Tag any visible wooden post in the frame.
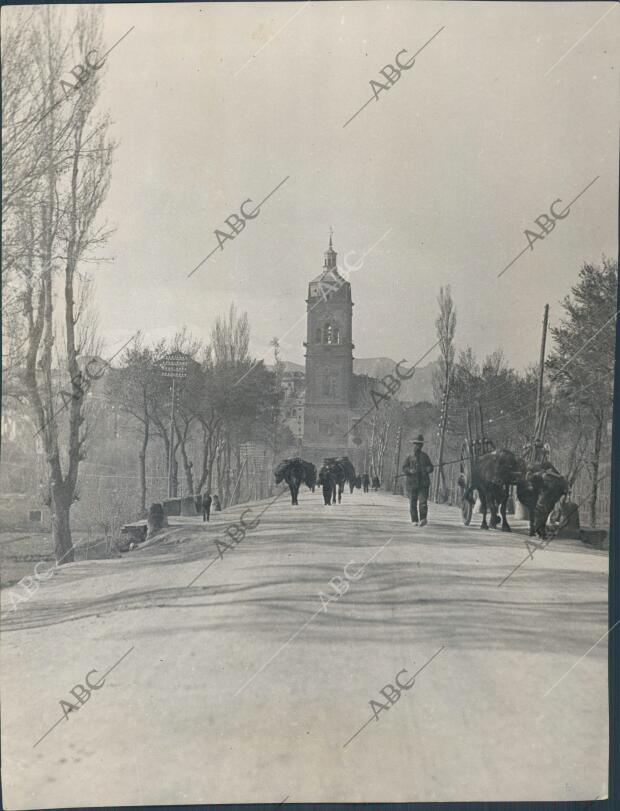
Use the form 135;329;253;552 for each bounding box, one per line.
167;377;176;499
392;425;403;494
535;304;550;426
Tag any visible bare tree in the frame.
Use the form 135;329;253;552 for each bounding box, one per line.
6;7;114;563
432;285;457;501
106;337;164;515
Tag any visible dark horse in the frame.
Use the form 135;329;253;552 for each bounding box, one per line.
463;449;525;531
517;461;568;539
274;458;317;505
336;456;357;498
321;457;356;504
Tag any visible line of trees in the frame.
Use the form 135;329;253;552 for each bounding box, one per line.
106;307;292;516
430;258;617;526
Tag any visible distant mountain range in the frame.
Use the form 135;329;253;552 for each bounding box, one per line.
275;358;437;403
353;357;437;403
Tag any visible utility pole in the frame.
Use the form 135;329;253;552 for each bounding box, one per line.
392;425;403;494
159;352;190;499
167;377;176;498
535;304;549;426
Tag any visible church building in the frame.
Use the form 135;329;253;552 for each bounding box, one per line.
301;236;371;467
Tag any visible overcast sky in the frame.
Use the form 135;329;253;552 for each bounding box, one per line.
82;1;618;369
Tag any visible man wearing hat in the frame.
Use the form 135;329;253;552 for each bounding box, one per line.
318;458;338;506
402;434;434;526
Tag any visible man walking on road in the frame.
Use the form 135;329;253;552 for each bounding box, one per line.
318;458;338;506
402;434;434;526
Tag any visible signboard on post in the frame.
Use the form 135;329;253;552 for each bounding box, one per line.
160;352;190;380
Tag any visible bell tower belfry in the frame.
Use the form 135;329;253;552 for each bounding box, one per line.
302;235;355;456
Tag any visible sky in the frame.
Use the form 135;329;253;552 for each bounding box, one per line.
56;1;620;370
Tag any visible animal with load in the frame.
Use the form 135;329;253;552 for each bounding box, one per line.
317;457;356;505
516;460;569;539
274;458;317;505
459;448;568;538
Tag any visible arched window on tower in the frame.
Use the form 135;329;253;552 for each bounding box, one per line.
320;323;341;345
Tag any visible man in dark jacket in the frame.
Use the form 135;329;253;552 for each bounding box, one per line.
402;434;434;526
202;491;212;522
318;459;338;506
362;473;370;493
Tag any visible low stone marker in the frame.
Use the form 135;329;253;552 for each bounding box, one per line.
162;498;182;517
147;502;168;539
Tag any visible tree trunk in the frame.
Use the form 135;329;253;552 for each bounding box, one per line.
216;444;224;497
172;458;179;497
176;423;195;495
434;377;450;502
589;416;603;528
232;445;242;505
207;451;214;492
565;427;584;489
197;427;211;492
51;481;74;564
138;419;149;516
223;441;232;505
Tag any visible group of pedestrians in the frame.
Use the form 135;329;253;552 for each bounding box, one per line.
197;435;435;529
359;473;380;493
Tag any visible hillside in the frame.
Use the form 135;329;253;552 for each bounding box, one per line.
353;357;437;402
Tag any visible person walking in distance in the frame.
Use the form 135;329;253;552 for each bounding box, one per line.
318;459;338;506
202;491;212;522
362;472;370;493
402;434;434;526
213;494;222;512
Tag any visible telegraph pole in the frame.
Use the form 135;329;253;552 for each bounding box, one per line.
535;304;550;426
392;425;403;494
159;352;190;499
167;377;176;498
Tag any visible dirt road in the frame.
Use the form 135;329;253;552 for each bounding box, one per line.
0;490;609;806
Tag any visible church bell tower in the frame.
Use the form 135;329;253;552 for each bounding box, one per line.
302;235;355;457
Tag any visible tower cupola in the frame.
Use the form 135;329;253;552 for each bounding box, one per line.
323;231;337;270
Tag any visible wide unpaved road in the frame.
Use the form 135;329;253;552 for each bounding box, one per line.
0;490;609;807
